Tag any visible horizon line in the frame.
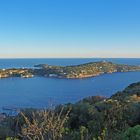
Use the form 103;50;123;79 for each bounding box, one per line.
0;57;139;59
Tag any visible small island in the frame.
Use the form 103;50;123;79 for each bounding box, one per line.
0;61;140;79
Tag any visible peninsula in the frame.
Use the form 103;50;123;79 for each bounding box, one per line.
34;61;140;78
0;61;140;79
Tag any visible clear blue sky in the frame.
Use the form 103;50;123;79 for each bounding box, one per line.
0;0;140;58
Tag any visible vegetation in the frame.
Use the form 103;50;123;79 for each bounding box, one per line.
122;125;140;140
0;82;140;139
0;68;33;78
0;61;140;79
34;61;140;78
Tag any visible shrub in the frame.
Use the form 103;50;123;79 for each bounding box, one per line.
122;125;140;140
19;107;71;140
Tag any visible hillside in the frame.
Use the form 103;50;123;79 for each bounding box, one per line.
0;61;140;79
34;61;140;78
1;82;140;139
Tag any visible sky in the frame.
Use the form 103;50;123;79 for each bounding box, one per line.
0;0;140;58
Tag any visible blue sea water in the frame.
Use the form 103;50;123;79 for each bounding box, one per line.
0;58;140;111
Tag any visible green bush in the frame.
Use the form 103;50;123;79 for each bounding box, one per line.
122;125;140;140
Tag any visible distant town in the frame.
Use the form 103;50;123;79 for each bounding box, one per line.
0;61;140;79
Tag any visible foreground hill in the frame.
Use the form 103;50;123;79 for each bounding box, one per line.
1;82;140;139
34;61;140;78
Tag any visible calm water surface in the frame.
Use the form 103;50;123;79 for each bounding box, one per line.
0;58;139;110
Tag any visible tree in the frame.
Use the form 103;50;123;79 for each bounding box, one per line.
122;125;140;140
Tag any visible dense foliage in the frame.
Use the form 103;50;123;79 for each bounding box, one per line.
0;82;140;139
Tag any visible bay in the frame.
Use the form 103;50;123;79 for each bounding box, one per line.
0;58;139;110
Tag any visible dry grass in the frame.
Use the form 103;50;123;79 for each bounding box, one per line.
19;107;71;140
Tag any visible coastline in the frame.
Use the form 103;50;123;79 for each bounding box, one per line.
0;61;140;79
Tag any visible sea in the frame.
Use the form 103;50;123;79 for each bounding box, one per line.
0;58;140;114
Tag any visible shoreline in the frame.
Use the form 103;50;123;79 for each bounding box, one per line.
0;61;140;79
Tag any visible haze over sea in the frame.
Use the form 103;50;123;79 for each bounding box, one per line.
0;58;140;111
